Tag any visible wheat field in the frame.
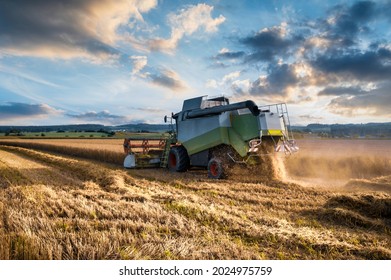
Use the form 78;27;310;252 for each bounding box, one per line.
0;139;390;259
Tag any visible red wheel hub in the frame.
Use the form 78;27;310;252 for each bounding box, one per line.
169;153;176;167
210;162;218;177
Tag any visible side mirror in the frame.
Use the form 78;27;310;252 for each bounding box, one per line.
164;115;167;123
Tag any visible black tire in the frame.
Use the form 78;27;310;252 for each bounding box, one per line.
168;145;190;172
207;157;225;179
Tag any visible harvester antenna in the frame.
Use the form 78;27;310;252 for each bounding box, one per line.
164;113;176;135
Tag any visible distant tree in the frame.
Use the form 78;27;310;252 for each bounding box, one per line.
41;133;45;137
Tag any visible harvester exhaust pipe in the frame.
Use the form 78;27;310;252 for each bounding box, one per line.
185;100;260;119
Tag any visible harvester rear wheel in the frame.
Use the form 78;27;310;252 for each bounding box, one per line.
207;158;225;179
168;145;190;172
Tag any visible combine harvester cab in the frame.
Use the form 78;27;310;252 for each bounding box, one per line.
124;95;298;179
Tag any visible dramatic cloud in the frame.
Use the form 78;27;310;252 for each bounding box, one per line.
232;64;299;99
308;2;391;119
128;57;187;91
318;86;368;96
210;22;305;69
209;48;246;68
312;48;391;81
213;48;246;60
0;0;157;60
149;69;187;91
149;4;225;53
348;1;376;22
67;110;128;124
240;23;303;62
213;19;306;66
265;64;299;90
209;0;391;122
324;1;377;47
0;102;61;119
328;89;391;117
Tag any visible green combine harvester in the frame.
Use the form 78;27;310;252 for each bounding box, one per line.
123;95;298;179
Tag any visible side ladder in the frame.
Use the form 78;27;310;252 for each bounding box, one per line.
160;140;171;168
276;103;299;154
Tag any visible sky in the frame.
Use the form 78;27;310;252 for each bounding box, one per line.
0;0;390;126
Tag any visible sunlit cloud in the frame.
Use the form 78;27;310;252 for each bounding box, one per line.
0;0;157;61
149;4;225;53
130;55;148;76
128;57;187;92
148;69;187;91
326;83;391;118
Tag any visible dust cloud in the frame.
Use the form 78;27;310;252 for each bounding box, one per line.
281;139;391;193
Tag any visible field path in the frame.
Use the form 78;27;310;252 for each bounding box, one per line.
0;149;82;187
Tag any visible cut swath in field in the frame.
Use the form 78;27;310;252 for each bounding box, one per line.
0;139;124;165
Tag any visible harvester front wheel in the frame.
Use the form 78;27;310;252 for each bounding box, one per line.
168;146;190;172
207;158;225;179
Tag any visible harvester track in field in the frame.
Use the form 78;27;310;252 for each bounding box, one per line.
0;140;281;184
